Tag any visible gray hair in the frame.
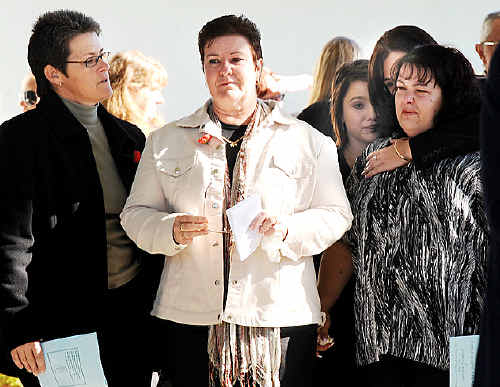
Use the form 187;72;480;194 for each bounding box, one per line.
480;11;500;42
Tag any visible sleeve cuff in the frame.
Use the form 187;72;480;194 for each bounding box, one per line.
279;216;301;261
142;212;189;256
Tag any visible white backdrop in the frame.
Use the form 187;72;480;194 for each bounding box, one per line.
0;0;497;124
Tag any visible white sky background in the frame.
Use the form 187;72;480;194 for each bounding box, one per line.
0;0;497;124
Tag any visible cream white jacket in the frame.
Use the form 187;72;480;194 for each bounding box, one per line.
120;100;352;327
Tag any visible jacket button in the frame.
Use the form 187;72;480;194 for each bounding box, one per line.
212;241;219;247
232;280;238;285
174;167;181;175
215;280;220;286
216;145;222;151
211;168;218;175
212;203;218;209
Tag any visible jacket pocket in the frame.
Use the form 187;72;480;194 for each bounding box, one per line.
155;153;200;210
271;154;313;179
156;154;197;178
264;154;315;213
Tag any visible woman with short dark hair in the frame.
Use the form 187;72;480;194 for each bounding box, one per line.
347;45;487;386
121;14;352;387
1;9;160;387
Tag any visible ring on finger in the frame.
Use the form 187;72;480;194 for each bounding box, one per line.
180;223;185;232
373;154;377;161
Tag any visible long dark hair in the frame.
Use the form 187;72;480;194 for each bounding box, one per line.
330;60;369;148
368;25;437;134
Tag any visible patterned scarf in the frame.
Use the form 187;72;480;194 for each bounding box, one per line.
207;100;281;387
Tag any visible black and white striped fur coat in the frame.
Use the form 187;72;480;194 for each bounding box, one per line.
346;137;488;370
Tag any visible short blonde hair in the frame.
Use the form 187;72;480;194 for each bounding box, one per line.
103;50;168;132
309;37;359;105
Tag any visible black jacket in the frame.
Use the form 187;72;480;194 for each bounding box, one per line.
0;90;149;374
474;49;500;387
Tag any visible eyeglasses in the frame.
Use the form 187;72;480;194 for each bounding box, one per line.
482;41;499;48
65;52;111;68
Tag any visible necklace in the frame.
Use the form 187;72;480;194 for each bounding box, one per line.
208;101;259;148
221;135;244;147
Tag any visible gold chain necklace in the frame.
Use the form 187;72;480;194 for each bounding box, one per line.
221;135;244;147
217;105;259;148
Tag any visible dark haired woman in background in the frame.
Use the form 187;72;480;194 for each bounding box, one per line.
315;59;376;386
362;25;480;178
347;45;487;386
330;60;376;178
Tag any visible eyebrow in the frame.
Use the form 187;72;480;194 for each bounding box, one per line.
206;50;244;57
396;79;432;87
78;48;104;58
348;96;367;102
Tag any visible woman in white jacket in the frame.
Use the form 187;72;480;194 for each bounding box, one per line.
121;14;352;387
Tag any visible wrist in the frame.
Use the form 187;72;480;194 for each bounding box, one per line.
172;228;187;250
319;299;330;313
399;138;412;159
172;229;180;245
393;140;411;162
320;311;328;327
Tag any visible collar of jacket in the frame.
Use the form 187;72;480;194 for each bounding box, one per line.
35;89;145;190
176;99;297;137
36;89;92;141
36;89;143;149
